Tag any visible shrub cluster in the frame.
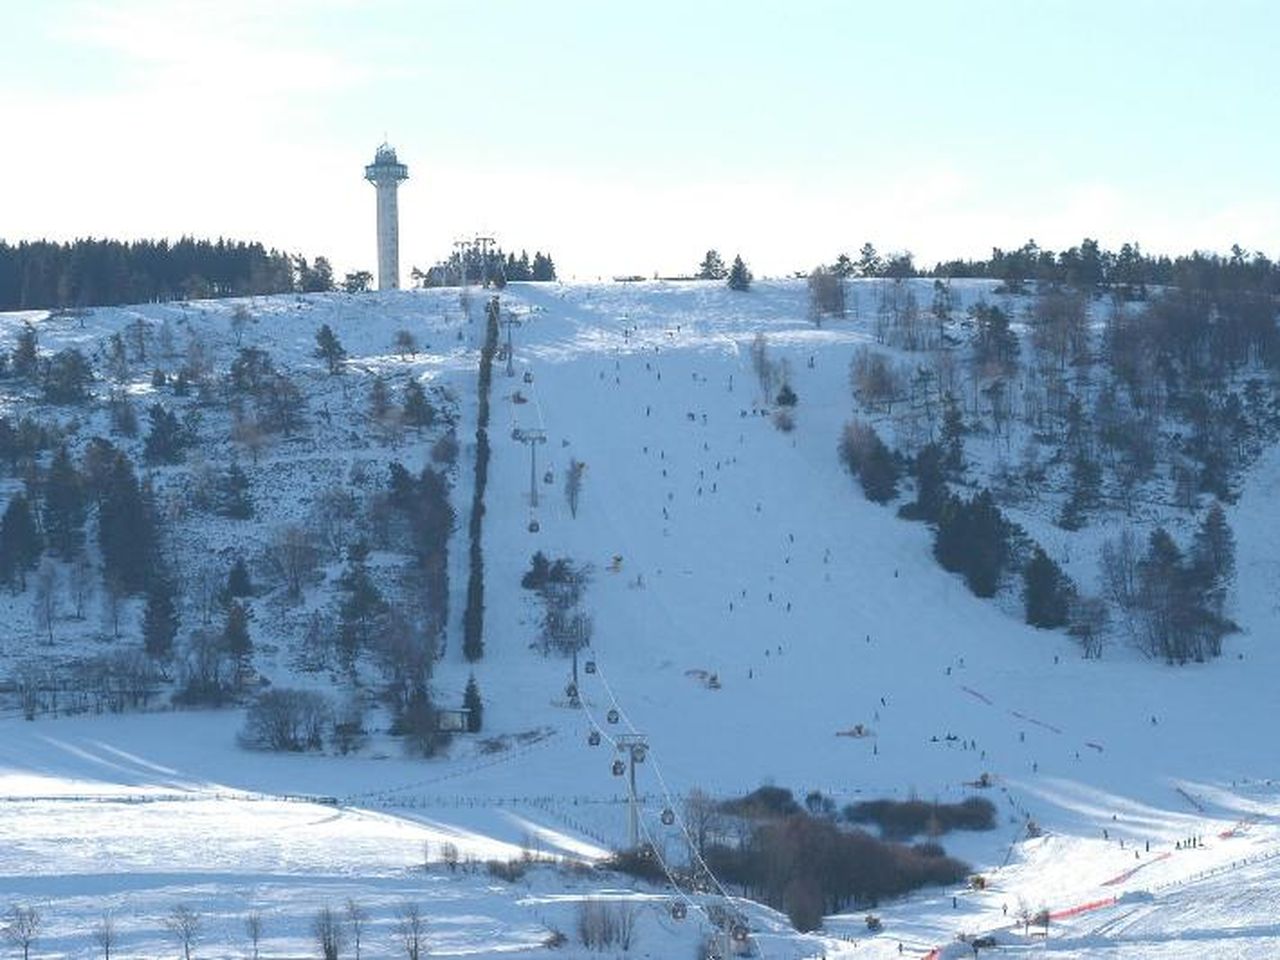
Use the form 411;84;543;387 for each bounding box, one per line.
842;797;996;840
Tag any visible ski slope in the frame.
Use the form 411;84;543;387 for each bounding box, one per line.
0;279;1277;957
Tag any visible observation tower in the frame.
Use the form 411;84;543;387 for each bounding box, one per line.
364;143;409;291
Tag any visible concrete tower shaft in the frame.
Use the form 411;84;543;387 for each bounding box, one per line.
364;144;409;291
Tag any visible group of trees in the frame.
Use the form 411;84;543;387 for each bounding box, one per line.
0;238;301;310
412;243;557;288
522;551;593;657
697;250;753;291
818;238;1280;302
1102;507;1237;662
463;297;501;662
1;899;431;960
702;787;970;932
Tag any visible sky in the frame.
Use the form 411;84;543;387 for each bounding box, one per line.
1;0;1277;282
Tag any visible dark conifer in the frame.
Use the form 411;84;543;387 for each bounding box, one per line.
314;324;347;374
143;577;178;659
1024;547;1073;628
0;495;42;589
43;444;85;559
463;674;483;732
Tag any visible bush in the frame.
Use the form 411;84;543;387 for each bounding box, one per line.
605;846;667;884
431;432;459;466
719;785;800;819
486;858;530;883
843;797;996;840
240;689;330;751
706;812;970;931
839;420;899;503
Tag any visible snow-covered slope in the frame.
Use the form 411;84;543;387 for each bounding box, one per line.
0;280;1277;958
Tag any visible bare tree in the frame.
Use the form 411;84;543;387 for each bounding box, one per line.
245;911;263;960
270;524;319;601
564;459;586;518
164;905;200;960
230;413;266;466
4;905;40;960
576;900;637;951
1101;529;1140;612
32;559;58;645
313;905;344;960
617;902;639;952
395;329;419;356
93;912;116;960
313;487;359;560
101;575;125;640
190;563;221;626
69;553;94;619
345;899;367;960
1069;594;1110;659
230;303;254;345
396;902;425;960
749;333;777;401
683;788;722;861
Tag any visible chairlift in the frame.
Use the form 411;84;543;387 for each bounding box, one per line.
543;469;554;484
584;660;597;674
588;730;601;746
661;807;675;826
606;708;620;724
611;759;625;776
523;370;534;384
630;744;646;763
671;901;687;921
528;518;540;533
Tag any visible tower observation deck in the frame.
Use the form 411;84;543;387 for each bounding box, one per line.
364;143;409;291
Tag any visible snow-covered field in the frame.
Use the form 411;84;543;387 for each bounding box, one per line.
1;280;1277;958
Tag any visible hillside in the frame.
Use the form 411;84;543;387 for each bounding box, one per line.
0;279;1277;959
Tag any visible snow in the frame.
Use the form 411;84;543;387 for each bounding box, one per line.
0;279;1278;957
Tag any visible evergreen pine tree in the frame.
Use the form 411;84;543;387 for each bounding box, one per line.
965;490;1010;597
402;379;434;427
314;324;347;374
223;600;252;664
143;577;178;659
12;323;38;379
860;434;899;503
909;442;947;522
463;674;483;732
226;556;253;598
43;443;86;559
143;404;187;464
0;495;42;590
1024;547;1072;628
727;255;753;291
220;463;252;519
941;393;965;475
369;375;391;421
338;554;387;659
698;250;727;280
1191;502;1235;587
463;564;485;661
98;453;152;593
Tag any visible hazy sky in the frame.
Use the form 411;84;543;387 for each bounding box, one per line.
2;0;1277;281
